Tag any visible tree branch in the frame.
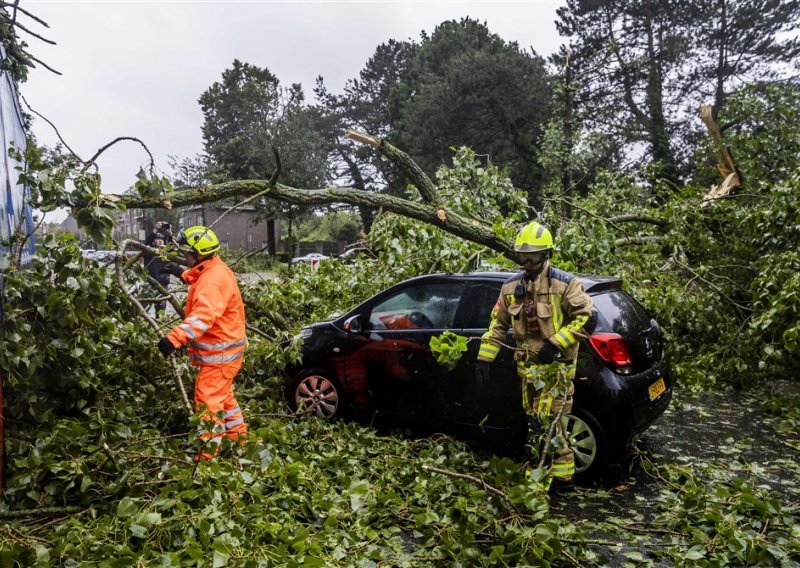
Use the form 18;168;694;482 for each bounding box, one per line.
613;235;665;247
114;239;192;414
104;181;513;256
346;129;441;205
0;2;50;27
607;214;668;226
85;136;155;173
0;506;83;519
422;464;518;513
19;93;83;161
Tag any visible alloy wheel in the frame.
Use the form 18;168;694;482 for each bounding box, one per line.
295;375;339;419
561;413;597;473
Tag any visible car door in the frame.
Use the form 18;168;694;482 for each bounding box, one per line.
449;280;526;432
359;280;464;422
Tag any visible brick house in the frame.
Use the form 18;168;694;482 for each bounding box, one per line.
119;204;281;254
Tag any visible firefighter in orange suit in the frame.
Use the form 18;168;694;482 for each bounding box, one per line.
475;221;594;492
157;226;247;458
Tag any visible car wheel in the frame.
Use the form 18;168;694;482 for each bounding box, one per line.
290;370;345;419
561;407;606;475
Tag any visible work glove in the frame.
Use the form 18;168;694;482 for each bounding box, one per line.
163;262;184;278
584;310;599;335
158;336;177;357
475;360;492;385
537;341;560;365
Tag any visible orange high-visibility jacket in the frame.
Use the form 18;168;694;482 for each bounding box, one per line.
166;256;247;366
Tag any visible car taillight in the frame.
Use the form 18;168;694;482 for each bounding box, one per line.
589;333;633;374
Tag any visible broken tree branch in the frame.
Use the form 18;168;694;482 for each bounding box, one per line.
104;181;512;256
0;506;84;519
19;93;82;161
84;136;155;173
115;239;192;414
699;104;742;206
422;464;518;513
346;129;441;205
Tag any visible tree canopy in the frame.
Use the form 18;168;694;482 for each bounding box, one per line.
199;59;329;189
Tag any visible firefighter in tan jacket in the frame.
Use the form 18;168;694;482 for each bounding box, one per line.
476;222;593;492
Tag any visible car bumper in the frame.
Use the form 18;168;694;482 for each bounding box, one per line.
582;358;672;448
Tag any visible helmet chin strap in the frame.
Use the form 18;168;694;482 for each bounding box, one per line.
525;260;547;281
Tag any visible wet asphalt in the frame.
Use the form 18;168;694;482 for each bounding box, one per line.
548;385;800;565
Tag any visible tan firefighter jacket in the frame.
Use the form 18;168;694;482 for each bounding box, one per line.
478;263;594;364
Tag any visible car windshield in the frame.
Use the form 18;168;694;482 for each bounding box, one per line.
368;282;463;330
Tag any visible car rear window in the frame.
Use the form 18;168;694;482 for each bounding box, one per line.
591;290;652;335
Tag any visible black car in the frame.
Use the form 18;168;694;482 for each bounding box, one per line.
285;272;672;475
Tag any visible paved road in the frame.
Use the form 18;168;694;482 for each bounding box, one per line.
549;384;800;565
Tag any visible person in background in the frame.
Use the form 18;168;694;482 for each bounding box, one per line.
157;226;248;459
475;221;594;493
143;225;173;315
145;220;172;248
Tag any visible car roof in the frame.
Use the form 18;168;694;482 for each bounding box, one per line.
396;271;623;294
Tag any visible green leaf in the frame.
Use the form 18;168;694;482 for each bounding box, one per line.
117;497;138;518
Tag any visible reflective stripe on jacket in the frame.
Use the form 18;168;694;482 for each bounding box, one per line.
478;263;593;363
166;255;247;366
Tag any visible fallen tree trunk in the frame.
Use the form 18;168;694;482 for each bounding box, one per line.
104;181;512;256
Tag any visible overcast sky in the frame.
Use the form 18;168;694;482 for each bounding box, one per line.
20;1;565;221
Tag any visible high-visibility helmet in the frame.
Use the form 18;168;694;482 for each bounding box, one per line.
514;221;554;252
177;226;220;255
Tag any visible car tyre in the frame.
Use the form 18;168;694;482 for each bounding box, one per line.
561;406;607;477
289;369;346;420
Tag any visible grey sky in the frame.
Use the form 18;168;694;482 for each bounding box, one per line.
21;1;565;221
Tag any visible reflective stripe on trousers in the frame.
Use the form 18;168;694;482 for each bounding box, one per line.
195;358;247;458
517;360;577;482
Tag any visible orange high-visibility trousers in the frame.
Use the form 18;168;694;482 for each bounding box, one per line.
195;359;247;458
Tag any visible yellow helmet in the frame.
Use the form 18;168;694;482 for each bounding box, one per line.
177;226;220;255
514;221;553;252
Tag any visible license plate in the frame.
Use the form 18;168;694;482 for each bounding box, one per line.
648;377;666;401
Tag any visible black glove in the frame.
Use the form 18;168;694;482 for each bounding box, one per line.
475;360;491;385
158;336;176;357
163;262;184;278
584;310;598;335
537;341;560;364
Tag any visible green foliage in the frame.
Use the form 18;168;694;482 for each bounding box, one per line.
430;331;469;371
133;166;173;200
639;441;800;566
10;142;127;245
199;59;329;188
295;210;362;243
1;236;585;564
548;83;800;391
555;0;800;180
0;235;179;425
389;18;553;197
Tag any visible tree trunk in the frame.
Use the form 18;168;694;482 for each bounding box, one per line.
644;1;679;185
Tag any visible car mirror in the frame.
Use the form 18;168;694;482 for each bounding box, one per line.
344;315;362;333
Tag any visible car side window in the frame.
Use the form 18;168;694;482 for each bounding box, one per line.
454;282;503;329
368;283;464;330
